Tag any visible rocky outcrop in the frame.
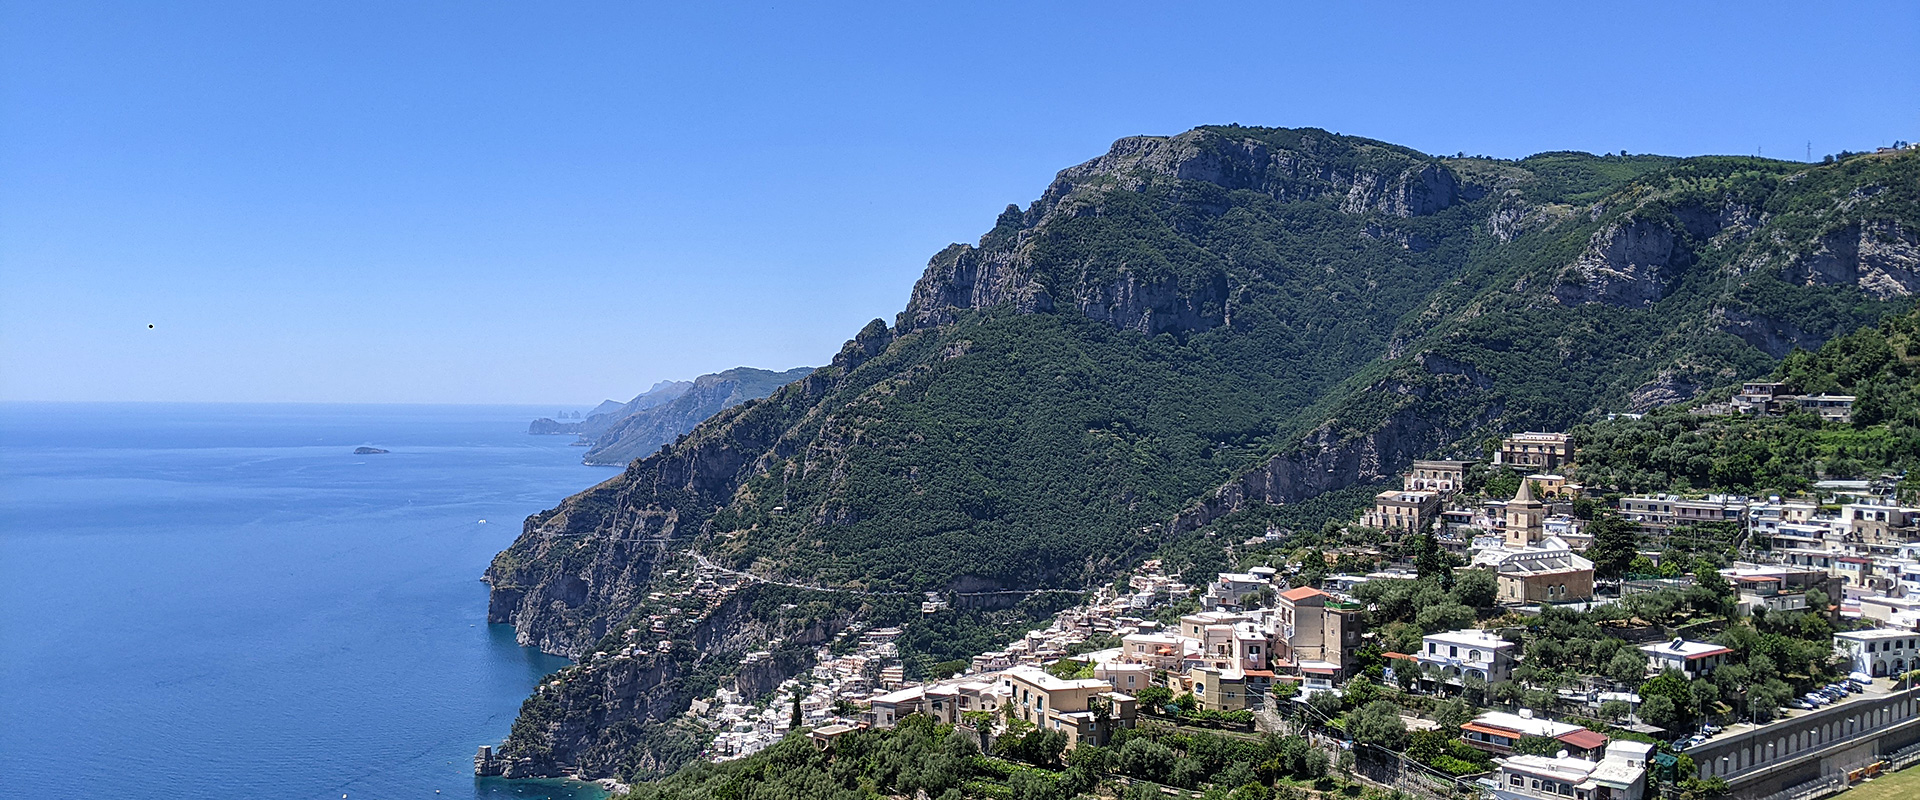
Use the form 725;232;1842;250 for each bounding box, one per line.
529;418;583;435
898;243;1053;331
900;127;1475;335
1341;163;1464;218
1553;218;1682;307
496;587;846;779
1792;221;1920;300
1713;307;1830;359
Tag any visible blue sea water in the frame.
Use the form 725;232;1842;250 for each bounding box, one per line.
0;403;619;800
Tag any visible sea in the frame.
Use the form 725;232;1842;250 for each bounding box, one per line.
0;402;620;800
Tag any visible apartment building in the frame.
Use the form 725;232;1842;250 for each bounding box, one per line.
1619;494;1747;541
1406;459;1474;493
1274;586;1362;677
1000;666;1138;747
1362;489;1442;531
1462;709;1606;757
1499;432;1572;471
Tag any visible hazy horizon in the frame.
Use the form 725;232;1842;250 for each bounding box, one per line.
5;1;1916;404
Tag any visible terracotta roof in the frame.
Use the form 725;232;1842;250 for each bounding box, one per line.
1463;722;1518;738
1556;729;1609;750
1300;665;1339;674
1383;652;1417;661
1280;586;1329;602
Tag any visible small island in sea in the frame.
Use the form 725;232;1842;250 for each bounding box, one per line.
353;447;389;455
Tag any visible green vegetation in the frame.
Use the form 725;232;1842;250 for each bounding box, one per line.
490;129;1920;781
1573;305;1920;496
620;714;1363;800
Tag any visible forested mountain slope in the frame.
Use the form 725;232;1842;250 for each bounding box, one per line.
482;127;1918;779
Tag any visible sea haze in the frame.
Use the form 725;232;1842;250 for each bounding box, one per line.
0;402;614;800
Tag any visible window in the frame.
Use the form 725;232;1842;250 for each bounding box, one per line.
1450;646;1459;658
1510;775;1524;787
1469;650;1482;661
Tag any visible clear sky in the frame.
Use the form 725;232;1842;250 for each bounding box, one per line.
3;1;1915;404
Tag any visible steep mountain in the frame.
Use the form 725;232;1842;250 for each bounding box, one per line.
582;367;817;466
530;380;693;437
482;127;1918;780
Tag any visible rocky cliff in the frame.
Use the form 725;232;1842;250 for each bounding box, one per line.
485;128;1920;781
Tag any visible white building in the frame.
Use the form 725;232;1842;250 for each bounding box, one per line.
1495;740;1651;800
1417;629;1516;687
1835;628;1920;678
1639;638;1731;679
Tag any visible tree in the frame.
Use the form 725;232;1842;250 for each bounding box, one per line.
790;691;803;730
1585;512;1638;579
1120;737;1176;782
1641;695;1681;731
1136;686;1173;713
1415;530;1453;586
1453;569;1498;609
1347;700;1409;750
1343;676;1382;708
1514;735;1563;756
1606;650;1649;685
1306;691;1344;722
1415;602;1476;633
1598;700;1633;721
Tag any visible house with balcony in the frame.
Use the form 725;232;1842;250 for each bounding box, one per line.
1000;666;1138;747
1835;628;1920;677
1416;628;1516;689
1494;740;1651;800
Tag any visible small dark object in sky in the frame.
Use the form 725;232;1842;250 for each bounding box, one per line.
148;324;154;328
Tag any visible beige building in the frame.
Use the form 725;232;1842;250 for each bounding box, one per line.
1274;586;1362;677
1362;489;1441;531
1191;665;1251;712
1504;480;1547;548
1481;541;1595;605
1619;494;1746;543
1499;432;1572;470
1001;666;1137;747
1405;459;1474;493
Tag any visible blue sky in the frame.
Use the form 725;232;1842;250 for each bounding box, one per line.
3;1;1915;404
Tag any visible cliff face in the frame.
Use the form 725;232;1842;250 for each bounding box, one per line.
486;129;1920;781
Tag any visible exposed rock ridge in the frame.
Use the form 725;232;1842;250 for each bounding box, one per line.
900;128;1474;335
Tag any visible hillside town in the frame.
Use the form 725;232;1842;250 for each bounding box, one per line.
672;404;1920;800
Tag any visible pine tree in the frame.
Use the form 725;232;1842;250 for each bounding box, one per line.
790;691;803;731
1586;511;1638;579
